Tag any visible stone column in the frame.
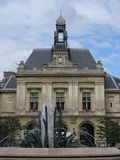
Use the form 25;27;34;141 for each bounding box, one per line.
91;89;95;111
79;89;82;111
100;82;105;113
68;82;73;112
42;82;47;107
47;82;54;147
95;82;99;112
95;82;105;114
16;81;26;115
26;89;29;112
47;82;53;107
73;82;79;112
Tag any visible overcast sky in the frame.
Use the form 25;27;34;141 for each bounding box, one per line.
0;0;120;79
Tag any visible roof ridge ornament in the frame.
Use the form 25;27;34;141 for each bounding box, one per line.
56;12;65;26
60;10;62;17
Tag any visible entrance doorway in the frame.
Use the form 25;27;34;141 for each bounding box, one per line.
79;122;95;146
25;121;38;134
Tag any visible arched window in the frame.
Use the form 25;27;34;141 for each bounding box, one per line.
79;122;95;146
58;32;63;42
55;122;68;132
26;121;38;133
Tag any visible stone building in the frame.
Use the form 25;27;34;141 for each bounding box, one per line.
0;15;120;144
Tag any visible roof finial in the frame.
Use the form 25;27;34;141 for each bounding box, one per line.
60;10;62;16
56;11;65;25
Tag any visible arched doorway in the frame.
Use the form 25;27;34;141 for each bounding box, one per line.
79;122;95;146
25;121;38;133
55;122;68;132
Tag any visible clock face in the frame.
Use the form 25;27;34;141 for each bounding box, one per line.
58;57;63;63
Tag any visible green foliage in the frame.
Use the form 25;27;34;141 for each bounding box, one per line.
97;117;120;146
0;116;21;140
19;129;42;148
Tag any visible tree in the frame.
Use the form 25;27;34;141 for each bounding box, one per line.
97;117;120;146
0;116;21;141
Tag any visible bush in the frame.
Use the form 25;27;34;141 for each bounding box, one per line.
0;116;21;140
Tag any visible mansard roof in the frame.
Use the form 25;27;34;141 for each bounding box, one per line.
0;76;16;91
0;73;120;91
24;48;97;70
105;74;120;90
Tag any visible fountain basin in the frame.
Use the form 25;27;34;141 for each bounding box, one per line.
0;147;120;160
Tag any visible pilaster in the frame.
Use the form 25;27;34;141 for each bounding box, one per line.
16;81;26;115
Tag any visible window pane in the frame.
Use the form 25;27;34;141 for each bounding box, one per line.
56;102;60;111
56;92;65;111
61;102;64;110
83;102;86;110
87;97;91;101
87;93;91;97
82;92;91;111
30;91;38;111
83;97;86;101
87;102;91;110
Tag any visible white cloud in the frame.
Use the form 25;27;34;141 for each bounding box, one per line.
101;53;120;65
74;0;111;24
0;0;120;79
89;40;112;48
68;38;84;48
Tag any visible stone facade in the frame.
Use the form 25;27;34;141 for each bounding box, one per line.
0;15;120;143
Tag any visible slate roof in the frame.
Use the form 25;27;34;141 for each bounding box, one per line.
25;49;51;70
69;48;97;69
0;76;16;91
24;48;97;70
0;77;9;89
0;73;120;91
113;76;120;89
105;74;120;90
0;49;120;91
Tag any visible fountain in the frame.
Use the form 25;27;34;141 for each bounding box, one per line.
0;105;97;148
0;106;120;159
19;106;82;148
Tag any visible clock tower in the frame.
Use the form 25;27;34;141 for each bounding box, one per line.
51;14;70;65
54;14;68;49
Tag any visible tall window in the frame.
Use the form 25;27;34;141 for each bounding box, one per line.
56;92;65;111
30;92;38;111
58;32;63;42
82;92;91;111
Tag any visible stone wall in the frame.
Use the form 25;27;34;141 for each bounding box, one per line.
105;92;120;116
16;76;105;115
0;92;16;116
14;75;106;134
